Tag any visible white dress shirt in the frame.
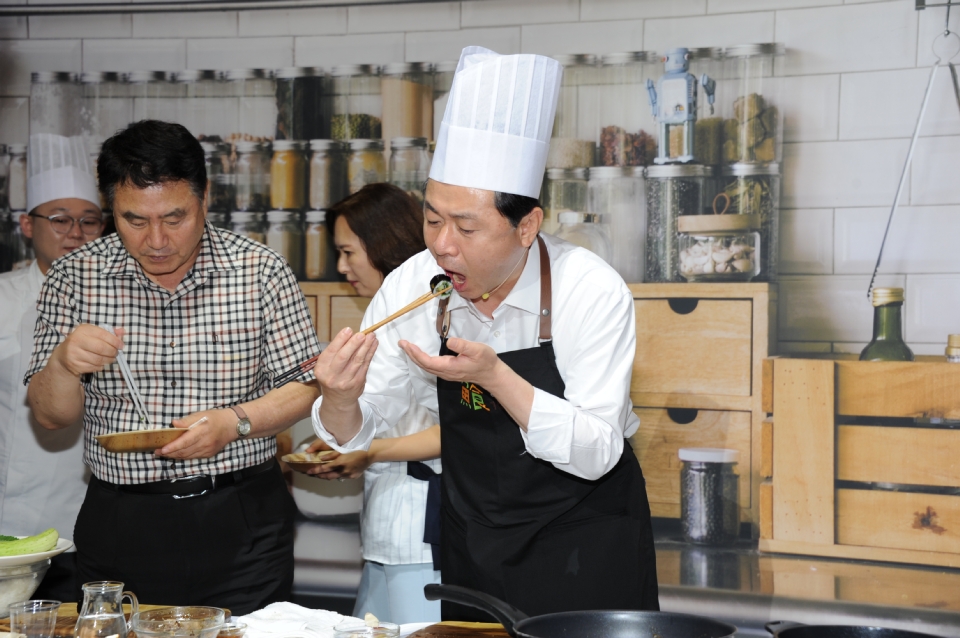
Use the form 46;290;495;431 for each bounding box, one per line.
313;233;640;481
360;393;441;565
0;260;88;539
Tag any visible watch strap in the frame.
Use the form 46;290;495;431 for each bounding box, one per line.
230;405;249;422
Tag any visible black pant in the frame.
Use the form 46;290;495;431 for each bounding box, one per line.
75;464;295;615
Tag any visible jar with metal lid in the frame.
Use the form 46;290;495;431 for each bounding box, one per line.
677;214;761;281
206;212;230;231
30;71;82;136
331;65;382;140
721;43;784;164
226;69;277;141
271;140;308;211
234;141;270;212
231;211;266;244
542;168;588;235
645;164;716;282
382;63;433;148
175;69;229;139
587;166;645;282
275;67;331;141
201;142;233;213
721;162;780;280
597;52;657;168
347;139;386;194
679;447;740;546
389;137;429;201
7;144;27;212
79;72;126;146
309;140;348;210
555;212;612;264
432;61;457;142
548;54;599;169
125;71;178;124
266;210;304;279
946;335;960;363
304;210;337;281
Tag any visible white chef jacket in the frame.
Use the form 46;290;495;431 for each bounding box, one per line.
360;393;441;565
0;260;88;540
313;233;640;481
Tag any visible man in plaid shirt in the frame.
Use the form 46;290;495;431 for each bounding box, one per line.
25;121;321;613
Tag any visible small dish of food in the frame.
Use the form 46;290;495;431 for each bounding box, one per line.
95;429;186;454
281;451;338;474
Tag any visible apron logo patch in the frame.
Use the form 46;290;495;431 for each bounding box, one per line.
461;382;494;411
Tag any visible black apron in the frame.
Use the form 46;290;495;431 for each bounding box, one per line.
434;236;659;621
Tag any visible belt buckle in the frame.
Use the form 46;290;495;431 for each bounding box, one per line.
171;474;213;500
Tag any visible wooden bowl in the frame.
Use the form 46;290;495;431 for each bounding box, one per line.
95;429;186;454
281;451;338;473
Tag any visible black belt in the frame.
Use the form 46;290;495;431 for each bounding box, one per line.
95;458;276;499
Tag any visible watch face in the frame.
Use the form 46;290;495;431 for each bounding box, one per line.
237;420;252;437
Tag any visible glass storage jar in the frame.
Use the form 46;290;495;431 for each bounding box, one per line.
548;54;599;169
201;142;234;213
685;47;725;167
271;140;308;211
555;212;612;264
126;71;178;124
175;69;228;140
0;211;12;273
677;213;761;281
275;67;330;141
721;43;784;165
267;210;304;279
542;168;588;235
645;164;716;283
432;61;457;142
382;63;433;149
347;139;386;194
304;210;337;281
7;144;27;212
206;212;230;231
331;65;382;140
587;166;645;282
226;68;277;141
596;52;657;168
721;162;779;280
388;137;429;201
231;211;266;243
10;211;33;266
30;71;82;136
79;72;127;148
679;447;740;546
309;140;348;210
0;144;8;211
235;141;270;212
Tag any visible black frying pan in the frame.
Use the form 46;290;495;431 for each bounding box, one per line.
424;584;738;638
767;621;946;638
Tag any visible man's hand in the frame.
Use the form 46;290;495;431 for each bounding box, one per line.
157;408;236;459
313;327;378;408
399;337;506;388
50;324;125;378
307;450;373;480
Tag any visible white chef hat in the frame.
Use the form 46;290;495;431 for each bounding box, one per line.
27;133;100;213
429;46;563;198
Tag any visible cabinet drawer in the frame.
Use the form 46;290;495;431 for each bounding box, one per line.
630;407;752;518
838;425;960;488
633;299;753;397
331;296;370;336
837;489;960;554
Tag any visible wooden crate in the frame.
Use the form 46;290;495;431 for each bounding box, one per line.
760;357;960;568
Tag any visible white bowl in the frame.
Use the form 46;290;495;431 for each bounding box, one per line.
0;560;51;618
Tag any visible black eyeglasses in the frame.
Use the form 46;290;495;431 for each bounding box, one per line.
28;212;104;236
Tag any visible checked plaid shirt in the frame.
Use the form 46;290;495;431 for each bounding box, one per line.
24;222;320;485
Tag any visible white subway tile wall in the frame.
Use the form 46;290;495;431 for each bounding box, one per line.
1;0;957;352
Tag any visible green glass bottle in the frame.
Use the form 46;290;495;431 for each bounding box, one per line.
860;287;914;362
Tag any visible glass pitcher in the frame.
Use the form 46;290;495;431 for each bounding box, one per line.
75;581;138;638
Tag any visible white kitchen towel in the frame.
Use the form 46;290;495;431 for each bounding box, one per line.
236;603;432;638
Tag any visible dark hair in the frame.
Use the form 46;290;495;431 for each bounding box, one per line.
97;120;207;210
493;192;541;227
327;183;426;277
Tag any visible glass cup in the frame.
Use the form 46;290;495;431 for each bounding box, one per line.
9;600;61;638
217;622;247;638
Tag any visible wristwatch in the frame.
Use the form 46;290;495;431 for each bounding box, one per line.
230;405;252;438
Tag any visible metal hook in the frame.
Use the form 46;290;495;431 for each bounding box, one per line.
933;29;960;62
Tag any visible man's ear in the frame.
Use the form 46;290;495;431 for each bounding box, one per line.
519;207;544;247
20;211;35;240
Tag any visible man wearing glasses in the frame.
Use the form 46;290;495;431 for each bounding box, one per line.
0;133;104;602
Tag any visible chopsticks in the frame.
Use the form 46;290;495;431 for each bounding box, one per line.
274;279;452;388
100;324;153;430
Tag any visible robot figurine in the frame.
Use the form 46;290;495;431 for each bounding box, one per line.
646;47;716;164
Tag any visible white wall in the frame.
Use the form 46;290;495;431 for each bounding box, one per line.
2;0;958;354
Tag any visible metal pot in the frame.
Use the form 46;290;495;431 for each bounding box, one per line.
424;584;737;638
766;621;944;638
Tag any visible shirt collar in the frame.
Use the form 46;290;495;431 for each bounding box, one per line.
101;221;239;279
445;237;543;319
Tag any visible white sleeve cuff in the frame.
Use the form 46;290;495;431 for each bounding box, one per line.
519;387;574;464
311;395;378;452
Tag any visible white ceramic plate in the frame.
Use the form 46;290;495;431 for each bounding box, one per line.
0;538;73;567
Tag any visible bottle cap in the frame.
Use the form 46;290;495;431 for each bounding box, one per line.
872;287;904;307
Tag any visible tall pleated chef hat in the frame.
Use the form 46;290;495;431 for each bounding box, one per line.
27;133;100;213
429;46;563;198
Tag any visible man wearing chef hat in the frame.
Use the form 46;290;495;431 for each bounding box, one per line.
0;133;104;601
313;47;658;620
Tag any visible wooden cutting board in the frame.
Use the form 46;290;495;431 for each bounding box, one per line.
0;604;201;637
407;622;509;638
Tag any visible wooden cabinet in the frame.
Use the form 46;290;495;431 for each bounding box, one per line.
628;282;776;531
300;282;370;341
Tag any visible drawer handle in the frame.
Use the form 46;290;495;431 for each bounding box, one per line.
667;408;698;424
668;298;699;315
